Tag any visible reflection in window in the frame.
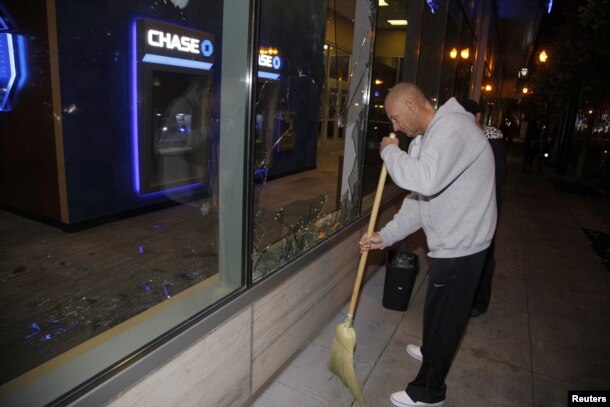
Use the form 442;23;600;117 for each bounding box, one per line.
151;71;212;191
321;45;350;141
439;0;474;104
480;10;500;126
0;0;244;387
453;11;475;102
418;0;447;102
329;51;350;81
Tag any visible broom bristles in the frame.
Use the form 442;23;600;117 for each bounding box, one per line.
328;322;365;405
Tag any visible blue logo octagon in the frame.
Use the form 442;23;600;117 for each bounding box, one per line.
200;39;214;57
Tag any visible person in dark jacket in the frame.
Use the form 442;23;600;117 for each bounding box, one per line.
460;99;507;317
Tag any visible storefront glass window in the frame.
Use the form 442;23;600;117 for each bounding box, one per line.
453;10;475;102
461;0;481;27
417;0;447;104
323;45;351;141
480;11;500;125
0;0;248;402
360;0;407;210
252;0;359;281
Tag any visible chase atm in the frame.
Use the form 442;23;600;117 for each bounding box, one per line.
132;18;214;196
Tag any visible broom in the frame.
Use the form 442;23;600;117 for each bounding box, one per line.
328;132;396;404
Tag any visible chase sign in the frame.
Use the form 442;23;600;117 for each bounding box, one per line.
258;46;282;80
137;19;214;70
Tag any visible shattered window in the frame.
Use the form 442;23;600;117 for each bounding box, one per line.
252;0;367;281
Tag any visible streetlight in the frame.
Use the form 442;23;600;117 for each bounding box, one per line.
449;47;470;60
539;50;548;63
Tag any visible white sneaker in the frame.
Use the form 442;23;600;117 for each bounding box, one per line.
406;344;423;361
390;391;444;406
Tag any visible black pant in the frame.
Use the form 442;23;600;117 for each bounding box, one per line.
472;239;495;313
473;197;502;313
406;249;487;403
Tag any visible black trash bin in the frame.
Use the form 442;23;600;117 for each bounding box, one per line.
382;250;419;311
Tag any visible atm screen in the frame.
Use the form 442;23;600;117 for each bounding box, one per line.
140;67;212;194
152;70;211;156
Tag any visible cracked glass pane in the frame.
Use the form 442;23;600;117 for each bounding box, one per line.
252;0;346;281
252;0;382;281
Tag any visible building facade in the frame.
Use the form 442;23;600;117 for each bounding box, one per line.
0;0;504;405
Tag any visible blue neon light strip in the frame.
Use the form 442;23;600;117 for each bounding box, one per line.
258;70;280;80
16;35;27;91
0;17;8;31
142;53;213;71
131;21;141;194
0;33;16;111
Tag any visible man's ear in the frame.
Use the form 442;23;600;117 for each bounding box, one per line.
404;97;416;113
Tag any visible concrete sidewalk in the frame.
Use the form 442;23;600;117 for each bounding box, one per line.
252;150;610;406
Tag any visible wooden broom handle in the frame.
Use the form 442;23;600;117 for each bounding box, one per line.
347;132;396;318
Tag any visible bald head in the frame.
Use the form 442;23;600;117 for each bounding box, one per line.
386;83;427;106
385;82;436;137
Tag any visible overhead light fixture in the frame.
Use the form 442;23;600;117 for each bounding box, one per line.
449;48;458;59
484;84;492;92
374;79;383;85
522;87;529;94
379;0;389;6
387;19;408;26
460;48;470;59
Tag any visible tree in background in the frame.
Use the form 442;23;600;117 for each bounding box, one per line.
530;0;609;179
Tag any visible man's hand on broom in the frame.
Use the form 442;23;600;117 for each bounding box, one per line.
359;232;384;253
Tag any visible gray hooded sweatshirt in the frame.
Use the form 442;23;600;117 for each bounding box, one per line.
378;97;497;258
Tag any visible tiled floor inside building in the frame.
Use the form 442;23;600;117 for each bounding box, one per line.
252;148;610;407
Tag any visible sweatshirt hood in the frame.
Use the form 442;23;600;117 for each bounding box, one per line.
431;97;470;124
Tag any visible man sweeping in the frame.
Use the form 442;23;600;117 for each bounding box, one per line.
359;82;497;406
